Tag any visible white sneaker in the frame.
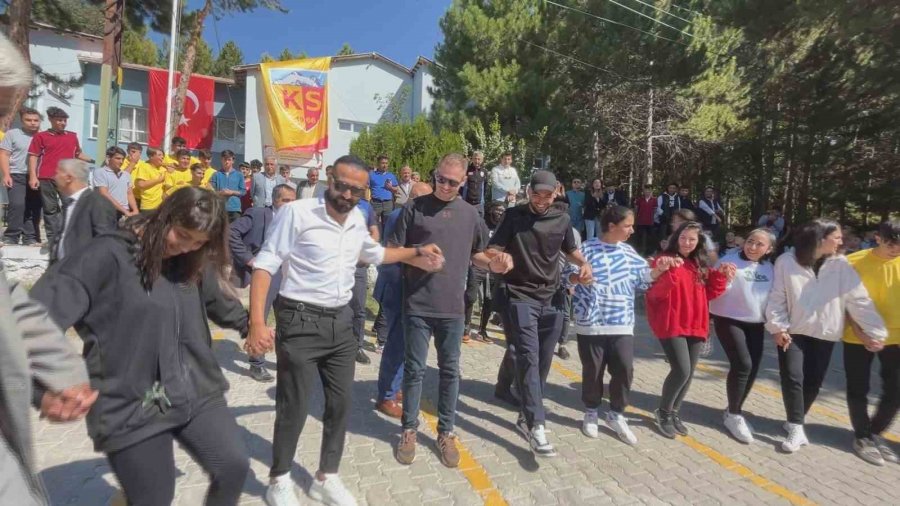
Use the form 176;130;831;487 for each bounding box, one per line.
529;424;557;457
724;412;754;444
781;423;809;453
308;473;358;506
582;411;599;438
606;411;638;446
266;474;300;506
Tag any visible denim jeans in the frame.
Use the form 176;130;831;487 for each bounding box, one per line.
401;315;464;434
376;292;404;401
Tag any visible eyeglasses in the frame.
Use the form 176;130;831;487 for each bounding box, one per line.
435;174;462;188
332;179;367;197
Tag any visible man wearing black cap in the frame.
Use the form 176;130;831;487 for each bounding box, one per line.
478;170;592;457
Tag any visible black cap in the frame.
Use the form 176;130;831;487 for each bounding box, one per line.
530;170;557;193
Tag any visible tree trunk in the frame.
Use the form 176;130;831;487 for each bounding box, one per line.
169;0;214;143
0;0;33;131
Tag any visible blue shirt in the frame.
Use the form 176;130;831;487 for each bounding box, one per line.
211;170;246;212
374;207;403;304
369;170;398;201
356;198;377;228
566;190;585;228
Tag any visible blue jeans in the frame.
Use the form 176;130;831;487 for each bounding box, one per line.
376;294;404;401
401;315;464;434
497;301;564;428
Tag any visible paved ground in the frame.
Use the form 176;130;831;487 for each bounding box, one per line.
32;306;900;505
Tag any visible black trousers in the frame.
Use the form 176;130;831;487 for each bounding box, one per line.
2;173;41;244
634;224;654;257
844;343;900;439
464;266;487;331
714;316;765;415
271;299;356;476
577;334;634;413
658;337;703;413
38;179;62;243
373;307;388;346
558;289;572;345
106;398;249;506
370;199;394;235
350;265;368;349
777;334;836;424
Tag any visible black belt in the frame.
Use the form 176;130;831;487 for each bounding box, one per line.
276;296;344;316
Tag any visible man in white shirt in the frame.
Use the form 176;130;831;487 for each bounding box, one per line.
394;165;414;206
490;152;521;205
298;167;327;200
247;155;444;506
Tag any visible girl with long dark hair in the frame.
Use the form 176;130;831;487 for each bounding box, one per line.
646;221;735;438
766;219;887;453
31;187;252;505
582;178;604;239
709;228;776;443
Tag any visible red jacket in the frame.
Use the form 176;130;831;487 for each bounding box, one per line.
634;195;657;226
646;254;728;339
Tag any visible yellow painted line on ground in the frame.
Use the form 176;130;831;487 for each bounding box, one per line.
550;361;818;506
419;398;508;506
212;330;225;340
695;363;900;444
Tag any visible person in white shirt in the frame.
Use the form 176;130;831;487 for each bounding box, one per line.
489;152;520;205
765;219;887;454
245;155;444;506
298;167;327;200
709;228;776;444
394;165;414;206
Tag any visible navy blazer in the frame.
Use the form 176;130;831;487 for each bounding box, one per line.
229;206;273;288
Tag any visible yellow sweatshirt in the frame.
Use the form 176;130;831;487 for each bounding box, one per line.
843;249;900;345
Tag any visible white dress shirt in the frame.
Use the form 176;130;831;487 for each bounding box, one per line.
57;186;89;260
254;198;386;308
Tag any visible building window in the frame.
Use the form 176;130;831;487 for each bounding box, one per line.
215;117;244;143
88;102;148;143
47;81;70;100
338;119;373;134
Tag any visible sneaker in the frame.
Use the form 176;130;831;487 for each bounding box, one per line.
582;411;599;438
781;423;809;453
873;435;898;464
655;409;677;439
436;432;461;468
265;474;300;506
723;412;754;444
557;345;571;360
853;438;885;466
606;411;638;446
355;349;370;365
671;412;689;436
529;424;557;457
249;365;275;383
308;473;357;506
396;429;417;465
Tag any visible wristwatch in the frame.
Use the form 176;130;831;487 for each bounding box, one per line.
415;245;423;257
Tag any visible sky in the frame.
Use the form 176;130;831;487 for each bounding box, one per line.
159;0;452;68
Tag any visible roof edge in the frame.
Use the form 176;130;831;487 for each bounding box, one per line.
77;56;236;85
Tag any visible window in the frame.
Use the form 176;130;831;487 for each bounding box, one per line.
47;81;70;100
337;119;373;134
88;102;148;143
215;117;244;143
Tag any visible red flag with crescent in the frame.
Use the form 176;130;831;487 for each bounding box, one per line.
148;70;215;149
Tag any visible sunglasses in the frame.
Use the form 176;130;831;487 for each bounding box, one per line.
332;179;367;197
435;174;462;188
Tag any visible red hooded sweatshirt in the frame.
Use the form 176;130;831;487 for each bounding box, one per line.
646;254;728;339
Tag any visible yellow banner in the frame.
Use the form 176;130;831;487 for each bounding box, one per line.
260;57;331;153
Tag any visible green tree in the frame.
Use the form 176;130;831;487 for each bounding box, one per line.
122;24;160;67
211;40;244;78
350;116;465;180
337;42;354;56
276;48;308;61
259;52;275;63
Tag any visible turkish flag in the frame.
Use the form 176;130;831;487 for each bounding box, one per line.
148;70;215;149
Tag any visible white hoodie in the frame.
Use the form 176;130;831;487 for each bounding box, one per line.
710;252;774;323
765;252;887;342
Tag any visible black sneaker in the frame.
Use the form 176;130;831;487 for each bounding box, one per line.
671;412;689;436
249;365;274;383
515;416;530;440
557;345;570;360
356;348;371;364
655;409;677;439
494;385;521;407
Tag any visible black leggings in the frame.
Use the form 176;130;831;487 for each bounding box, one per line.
777;334;835;424
714;316;765;415
577;334;634;413
106;399;249;506
844;343;900;439
659;337;703;413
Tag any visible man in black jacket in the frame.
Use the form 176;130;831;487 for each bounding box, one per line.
49;159;118;264
601;181;628;208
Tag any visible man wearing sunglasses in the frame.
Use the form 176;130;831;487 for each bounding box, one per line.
391;154;490;469
246;155;444;506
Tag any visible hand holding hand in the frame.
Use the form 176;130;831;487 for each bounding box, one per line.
41;384;98;422
489;252;514;274
774;332;792;351
245;323;274;356
718;262;738;281
656;256;683;272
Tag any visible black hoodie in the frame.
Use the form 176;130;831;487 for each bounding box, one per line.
30;231;248;453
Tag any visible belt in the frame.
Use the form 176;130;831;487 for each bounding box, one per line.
276;296;344;316
371;198;392;202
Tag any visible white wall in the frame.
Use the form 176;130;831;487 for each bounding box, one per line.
412;65;435;117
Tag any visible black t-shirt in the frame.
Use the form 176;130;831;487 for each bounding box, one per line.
463;164;487;205
488;204;577;305
390;194;487;317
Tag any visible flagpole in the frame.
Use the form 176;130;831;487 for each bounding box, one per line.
163;0;180;151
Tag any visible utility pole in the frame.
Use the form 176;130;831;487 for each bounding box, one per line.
96;0;125;161
164;0;181;152
645;87;654;188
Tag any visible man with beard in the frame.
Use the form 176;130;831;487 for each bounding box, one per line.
461;150;488;216
246;155;444;506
